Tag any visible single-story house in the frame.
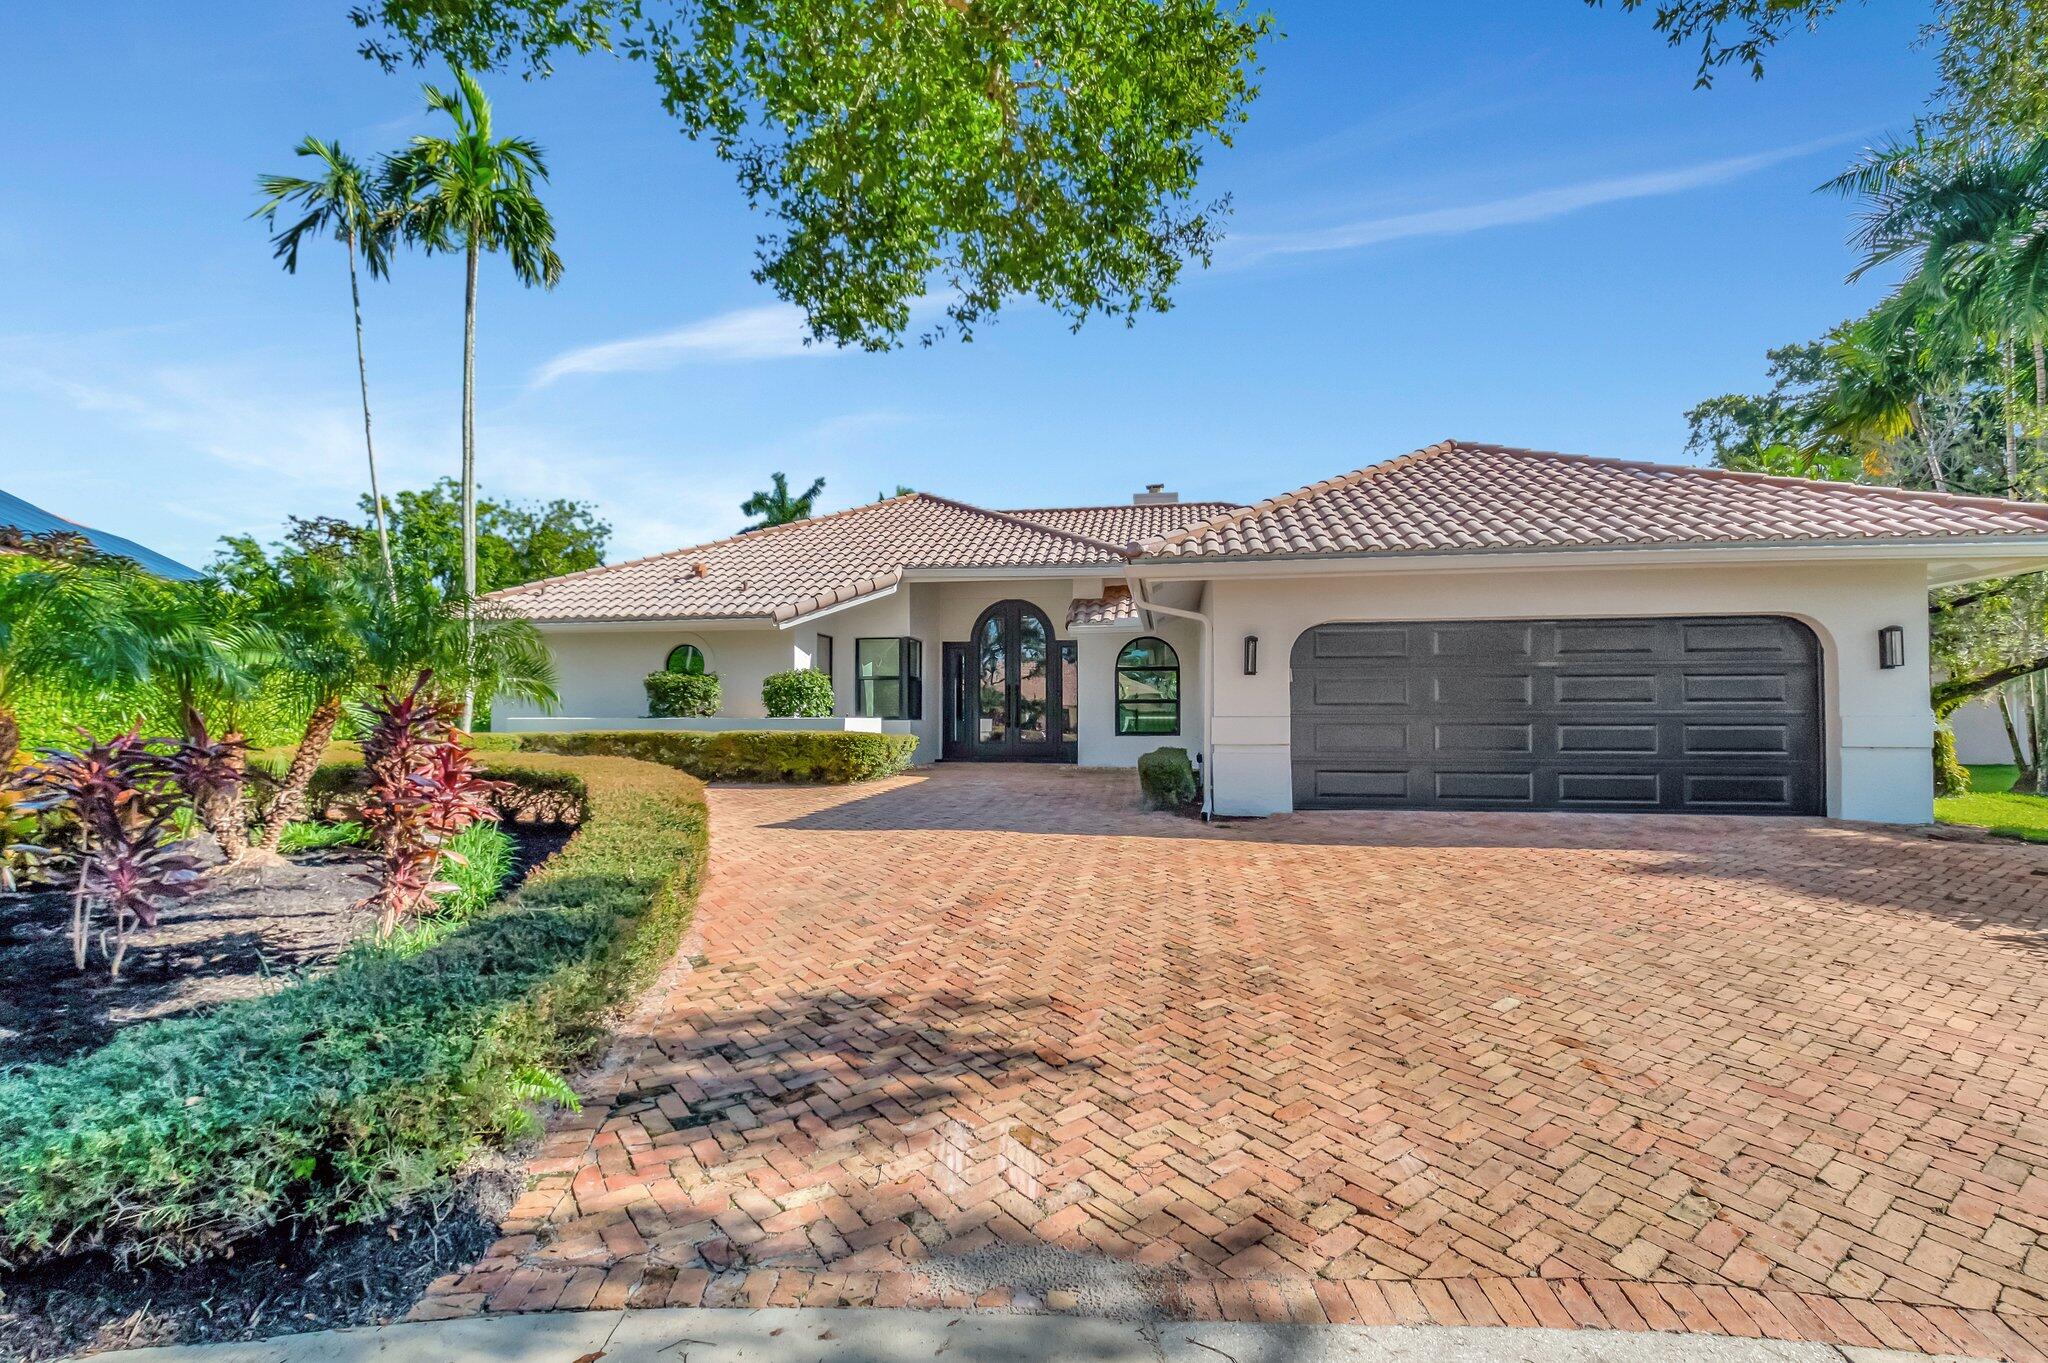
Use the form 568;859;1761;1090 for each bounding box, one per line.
489;439;2048;824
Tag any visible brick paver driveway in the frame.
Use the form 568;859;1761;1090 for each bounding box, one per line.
423;765;2048;1358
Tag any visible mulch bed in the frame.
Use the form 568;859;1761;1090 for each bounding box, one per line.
0;1164;519;1362
0;824;577;1360
0;827;572;1071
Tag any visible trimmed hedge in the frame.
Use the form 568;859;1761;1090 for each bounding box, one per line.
1138;746;1199;811
645;670;720;717
761;668;833;718
516;728;917;784
0;751;708;1266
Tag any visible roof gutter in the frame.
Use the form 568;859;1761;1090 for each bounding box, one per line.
1124;571;1216;821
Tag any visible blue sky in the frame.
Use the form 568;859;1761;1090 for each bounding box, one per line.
1;2;1933;568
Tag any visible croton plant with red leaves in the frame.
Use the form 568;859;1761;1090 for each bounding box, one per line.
356;672;506;939
11;727;206;977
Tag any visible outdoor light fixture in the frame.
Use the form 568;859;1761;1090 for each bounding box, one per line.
1244;634;1259;675
1878;624;1905;670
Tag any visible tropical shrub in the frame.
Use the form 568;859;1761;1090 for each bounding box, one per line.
1138;746;1199;811
12;730;206;977
517;729;917;783
0;751;706;1266
355;675;505;939
761;668;833;717
644;670;720;717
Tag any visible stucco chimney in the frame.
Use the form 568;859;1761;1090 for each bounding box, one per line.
1133;483;1178;505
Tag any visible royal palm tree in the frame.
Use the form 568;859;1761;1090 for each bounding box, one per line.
255;138;399;593
384;67;564;729
742;472;827;528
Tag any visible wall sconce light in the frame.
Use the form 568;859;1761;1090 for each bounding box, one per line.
1878;624;1905;670
1244;634;1259;675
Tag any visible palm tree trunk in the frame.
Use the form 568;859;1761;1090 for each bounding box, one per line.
1910;398;1949;493
179;699;248;861
252;694;343;853
2003;334;2021;496
0;706;18;773
347;231;396;601
460;238;479;732
2034;339;2046;494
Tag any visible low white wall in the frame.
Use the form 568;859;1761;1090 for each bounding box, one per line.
1952;691;2024;766
491;715;884;735
1194;558;1936;824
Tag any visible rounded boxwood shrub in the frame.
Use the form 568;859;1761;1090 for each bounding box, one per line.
1138;746;1199;811
761;668;834;718
645;669;720;717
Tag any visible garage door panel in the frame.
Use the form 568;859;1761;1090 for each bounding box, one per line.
1308;625;1411;659
1435;770;1535;802
1291;615;1822;814
1430;623;1535;658
1557;771;1662;804
1554;672;1660;705
1557;723;1659;754
1311;675;1410;707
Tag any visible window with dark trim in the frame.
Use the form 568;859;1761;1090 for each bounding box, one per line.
856;637;923;719
665;643;707;675
1116;636;1180;736
815;633;834;682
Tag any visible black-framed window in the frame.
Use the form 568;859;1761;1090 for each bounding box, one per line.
1116;636;1180;736
665;643;707;675
816;633;834;682
856;637;923;719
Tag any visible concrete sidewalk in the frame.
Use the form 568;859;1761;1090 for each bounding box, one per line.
87;1307;1994;1363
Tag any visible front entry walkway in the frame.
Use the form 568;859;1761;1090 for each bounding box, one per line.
420;766;2048;1359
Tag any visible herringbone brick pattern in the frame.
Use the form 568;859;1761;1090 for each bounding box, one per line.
419;766;2048;1359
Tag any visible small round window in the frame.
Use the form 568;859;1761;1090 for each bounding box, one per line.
665;643;707;675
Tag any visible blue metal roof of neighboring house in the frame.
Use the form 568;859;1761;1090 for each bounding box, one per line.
0;488;203;580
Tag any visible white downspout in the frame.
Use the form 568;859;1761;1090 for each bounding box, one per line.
1126;572;1216;819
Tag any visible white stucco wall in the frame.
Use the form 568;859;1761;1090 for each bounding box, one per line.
1189;557;1937;824
1952;690;2024;766
495;580;1205;770
493;623;805;725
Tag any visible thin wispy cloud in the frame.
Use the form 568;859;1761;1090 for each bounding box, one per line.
532;303;823;386
1227;135;1857;267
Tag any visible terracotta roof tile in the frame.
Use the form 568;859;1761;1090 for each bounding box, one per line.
488;494;1123;623
1138;440;2048;559
1005;502;1242;548
1066;586;1140;629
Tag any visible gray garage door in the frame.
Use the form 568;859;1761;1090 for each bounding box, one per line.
1290;616;1823;814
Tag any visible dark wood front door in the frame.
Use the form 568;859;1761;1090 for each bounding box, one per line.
944;600;1077;762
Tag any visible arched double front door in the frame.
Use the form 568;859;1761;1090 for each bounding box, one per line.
942;599;1077;762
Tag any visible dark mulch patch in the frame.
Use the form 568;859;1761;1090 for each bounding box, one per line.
0;847;377;1069
0;827;570;1070
0;1164;519;1362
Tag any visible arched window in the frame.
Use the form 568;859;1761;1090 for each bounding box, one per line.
665;643;707;675
1116;637;1179;736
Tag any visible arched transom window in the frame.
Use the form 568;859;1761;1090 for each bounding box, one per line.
1116;636;1179;736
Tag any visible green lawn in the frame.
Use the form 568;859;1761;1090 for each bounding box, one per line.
1935;764;2048;842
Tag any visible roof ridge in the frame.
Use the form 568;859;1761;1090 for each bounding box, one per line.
1136;439;1463;555
1000;500;1240;512
486;492;931;601
1471;443;2048;521
909;492;1134;558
